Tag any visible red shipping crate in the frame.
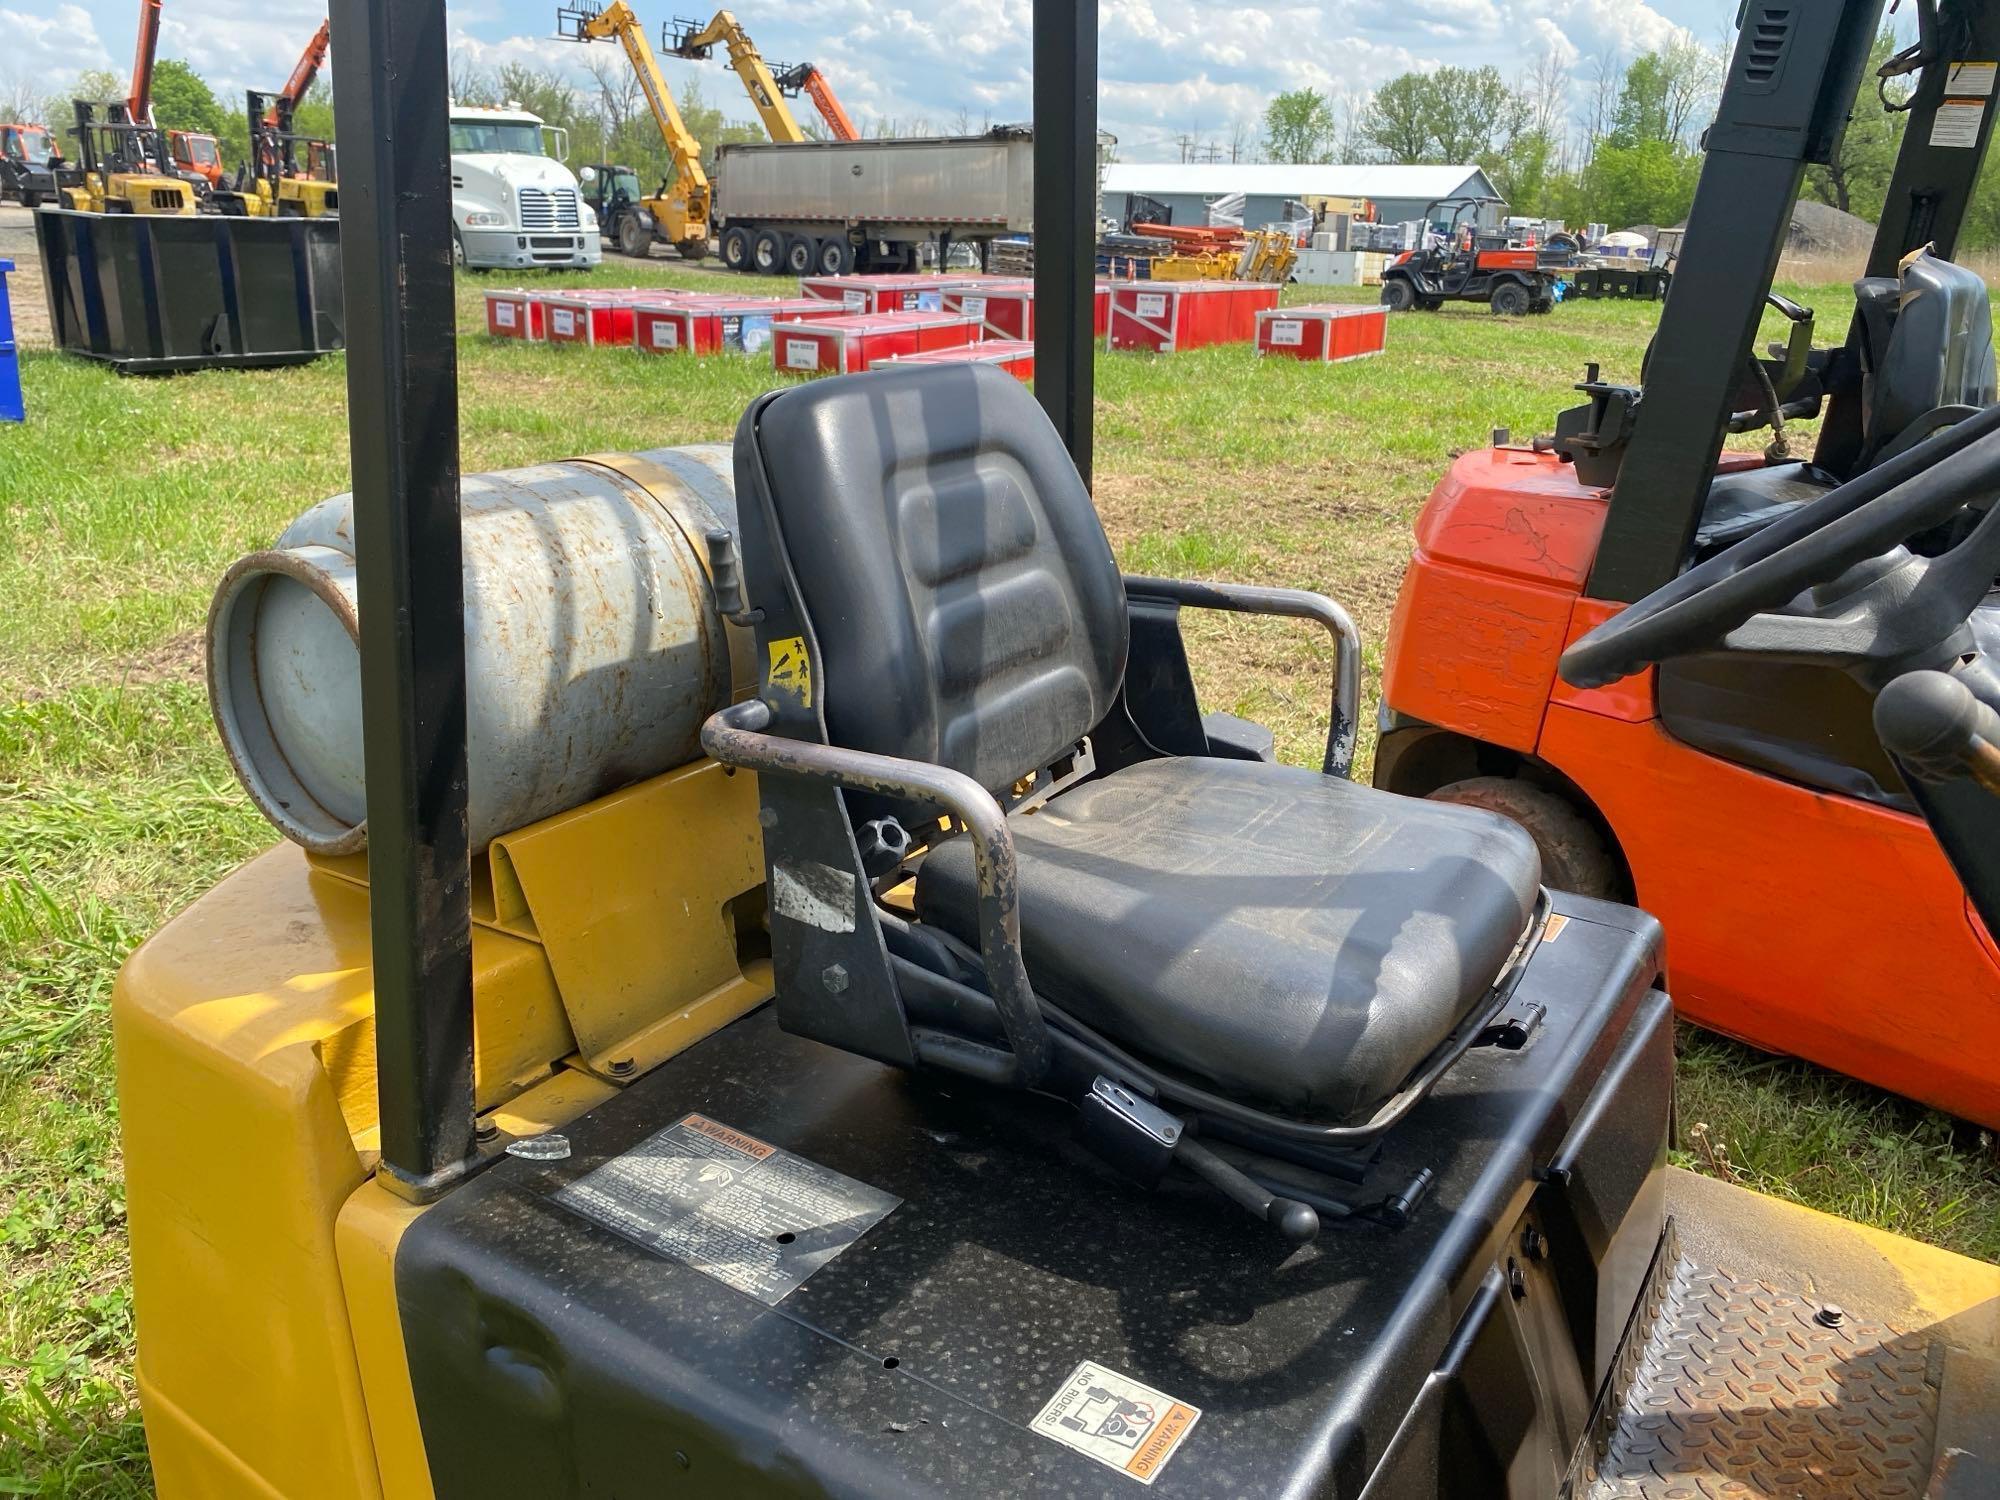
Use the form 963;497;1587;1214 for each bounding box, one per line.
1256;305;1388;363
633;297;845;356
944;280;1115;340
484;289;542;339
870;340;1035;382
773;311;983;375
797;273;981;314
541;288;703;347
1106;281;1280;353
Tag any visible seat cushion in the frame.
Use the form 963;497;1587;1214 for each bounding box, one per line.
914;757;1541;1120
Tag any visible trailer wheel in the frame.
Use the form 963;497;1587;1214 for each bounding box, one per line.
1490;282;1531;317
1426;777;1621;898
782;235;815;276
814;236;853;275
720;226;752;271
751;229;785;274
1380;277;1416;312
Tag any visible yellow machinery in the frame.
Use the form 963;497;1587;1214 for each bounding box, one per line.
664;11;806;143
62;100;195;213
218;89;337;217
556;2;711;258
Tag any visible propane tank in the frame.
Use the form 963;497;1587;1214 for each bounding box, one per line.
208;445;745;854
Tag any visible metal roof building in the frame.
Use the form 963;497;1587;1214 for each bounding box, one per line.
1101;162;1504;232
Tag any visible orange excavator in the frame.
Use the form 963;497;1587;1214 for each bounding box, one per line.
772;61;857;140
127;0;223;188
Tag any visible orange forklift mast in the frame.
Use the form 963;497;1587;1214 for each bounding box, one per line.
1374;0;2000;1127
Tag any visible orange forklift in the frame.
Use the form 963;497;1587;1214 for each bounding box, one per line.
1373;0;2000;1128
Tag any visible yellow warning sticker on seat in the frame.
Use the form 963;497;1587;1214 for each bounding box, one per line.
1030;1360;1200;1484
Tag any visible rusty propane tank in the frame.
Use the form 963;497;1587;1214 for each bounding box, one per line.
208;446;744;854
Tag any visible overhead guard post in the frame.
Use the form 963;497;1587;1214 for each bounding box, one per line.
330;0;478;1200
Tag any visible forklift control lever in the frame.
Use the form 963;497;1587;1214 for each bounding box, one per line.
1874;668;2000;794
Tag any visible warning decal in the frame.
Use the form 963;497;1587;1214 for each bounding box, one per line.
1947;60;1997;96
1931;97;1987;148
1031;1361;1201;1485
551;1113;900;1305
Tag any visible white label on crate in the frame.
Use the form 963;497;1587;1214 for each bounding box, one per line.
1932;98;1987;147
1031;1362;1201;1485
1136;292;1168;318
960;295;987;317
1947;60;1997;96
1270;319;1304;346
551;307;576;336
494;301;517;328
842;289;868;311
651;319;678;349
785;337;821;370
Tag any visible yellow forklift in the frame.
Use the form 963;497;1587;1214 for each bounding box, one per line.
119;0;2000;1495
60;100;195;214
216;89;338;217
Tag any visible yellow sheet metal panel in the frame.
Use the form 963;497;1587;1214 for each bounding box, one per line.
116;846;387;1499
488;759;770;1075
334;1185;433;1500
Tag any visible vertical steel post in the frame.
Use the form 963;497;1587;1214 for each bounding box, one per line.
329;0;476;1199
1032;0;1097;485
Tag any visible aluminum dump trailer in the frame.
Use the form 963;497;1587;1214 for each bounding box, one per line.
712;128;1033;277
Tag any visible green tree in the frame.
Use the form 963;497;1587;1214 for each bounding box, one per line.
1804;27;1908;216
1261;88;1335;164
1609;53;1672;146
149;58;229;139
1359;66;1523;163
1580;138;1700;228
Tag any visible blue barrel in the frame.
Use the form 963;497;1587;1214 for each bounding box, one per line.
0;258;19;421
35;209;343;374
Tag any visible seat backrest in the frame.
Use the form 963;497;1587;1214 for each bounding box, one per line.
736;364;1128;795
1856;251;1998;458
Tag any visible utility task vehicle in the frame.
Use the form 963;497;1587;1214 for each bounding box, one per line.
1379;195;1556;315
116;1;2000;1497
0;123;59;206
1374;0;2000;1129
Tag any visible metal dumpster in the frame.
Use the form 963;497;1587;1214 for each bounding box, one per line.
36;208;343;374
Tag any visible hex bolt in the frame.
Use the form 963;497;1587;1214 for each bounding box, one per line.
1814;1303;1846;1328
1521;1225;1545;1260
608;1057;636;1077
822;963;850;994
475;1119;499;1144
1507;1258;1527;1300
758;806;779;829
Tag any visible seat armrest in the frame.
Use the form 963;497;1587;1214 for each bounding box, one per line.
1122;575;1361;776
701;699;1052;1087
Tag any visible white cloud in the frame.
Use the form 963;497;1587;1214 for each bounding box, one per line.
0;3;113;89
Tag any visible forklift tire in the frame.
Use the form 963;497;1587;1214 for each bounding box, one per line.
1425;776;1622;898
752;229;785;274
782;235;815;276
1490;282;1532;317
19;189;39;210
719;226;752;271
1380;278;1416;312
814;236;854;276
617;215;651;258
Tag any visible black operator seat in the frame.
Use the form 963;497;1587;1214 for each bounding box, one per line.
1854;248;1997;466
739;365;1541;1123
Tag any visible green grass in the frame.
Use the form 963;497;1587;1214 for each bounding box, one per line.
1;262;1995;1494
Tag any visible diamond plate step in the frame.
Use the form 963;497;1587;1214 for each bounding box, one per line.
1584;1255;1940;1499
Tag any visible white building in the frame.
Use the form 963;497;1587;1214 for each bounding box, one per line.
1102;162;1505;232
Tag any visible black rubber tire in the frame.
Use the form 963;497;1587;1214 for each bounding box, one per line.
814;235;854;275
751;228;785;274
1380;277;1416;312
782;234;815;276
1426;776;1622;898
1490;282;1531;316
19;189;40;210
719;225;752;271
675;237;707;263
616;214;651;257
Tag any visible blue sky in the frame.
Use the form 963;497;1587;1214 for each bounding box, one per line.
6;0;1740;158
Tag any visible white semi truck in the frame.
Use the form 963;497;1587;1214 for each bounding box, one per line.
449;104;601;272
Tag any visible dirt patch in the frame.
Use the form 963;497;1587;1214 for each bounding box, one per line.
118;629;205;691
0;205;48;348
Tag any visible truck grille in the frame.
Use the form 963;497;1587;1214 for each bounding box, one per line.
518;186;580;231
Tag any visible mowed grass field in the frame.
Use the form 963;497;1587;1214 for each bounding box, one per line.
3;258;1998;1494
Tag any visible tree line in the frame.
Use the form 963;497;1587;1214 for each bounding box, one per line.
1254;30;1961;238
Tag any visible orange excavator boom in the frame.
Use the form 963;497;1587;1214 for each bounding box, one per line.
128;0;162;123
269;20;332;124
